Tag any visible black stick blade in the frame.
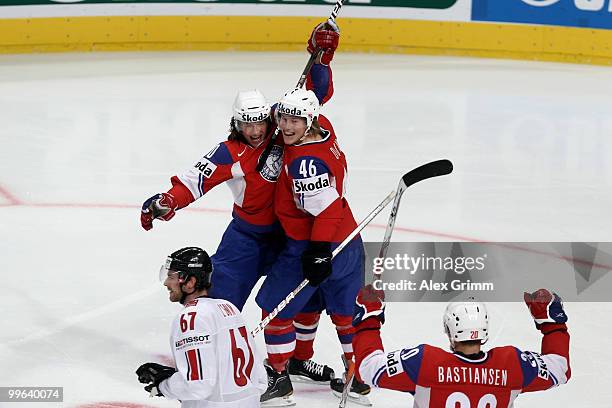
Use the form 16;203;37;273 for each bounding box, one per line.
402;159;453;188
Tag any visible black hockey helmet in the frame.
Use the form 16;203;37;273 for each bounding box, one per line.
160;247;213;291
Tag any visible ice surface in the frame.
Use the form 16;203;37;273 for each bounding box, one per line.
1;51;611;407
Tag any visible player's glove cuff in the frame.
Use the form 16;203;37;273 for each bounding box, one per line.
353;284;386;326
538;322;568;335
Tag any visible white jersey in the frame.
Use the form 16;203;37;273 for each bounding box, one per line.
159;296;266;408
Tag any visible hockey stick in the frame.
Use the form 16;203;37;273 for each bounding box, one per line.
338;159;454;408
251;190;395;337
255;0;347;172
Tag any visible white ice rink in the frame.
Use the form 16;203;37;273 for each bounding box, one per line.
1;51;612;408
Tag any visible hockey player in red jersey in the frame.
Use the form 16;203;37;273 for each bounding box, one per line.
352;285;571;408
135;247;266;407
255;87;372;406
139;23;337;311
140;22;342;392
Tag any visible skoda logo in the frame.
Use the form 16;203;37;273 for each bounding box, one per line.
520;0;561;6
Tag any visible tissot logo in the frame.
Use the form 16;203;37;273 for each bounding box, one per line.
175;335;210;348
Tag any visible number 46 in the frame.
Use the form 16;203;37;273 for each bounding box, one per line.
299;159;317;177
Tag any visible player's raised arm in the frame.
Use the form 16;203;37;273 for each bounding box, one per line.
352;285;419;393
171;142;236;204
305;21;340;105
140;141;236;230
517;289;571;393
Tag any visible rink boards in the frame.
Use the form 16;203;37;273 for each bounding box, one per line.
1;0;612;65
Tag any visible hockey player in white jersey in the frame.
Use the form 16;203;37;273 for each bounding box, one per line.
136;247;266;407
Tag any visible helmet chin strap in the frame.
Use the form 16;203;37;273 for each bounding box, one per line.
178;280;197;305
296;128;312;145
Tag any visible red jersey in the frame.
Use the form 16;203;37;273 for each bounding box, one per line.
274;115;357;242
168;137;283;226
354;321;571;408
165;65;334;228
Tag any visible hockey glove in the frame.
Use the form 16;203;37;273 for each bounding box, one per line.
524;288;568;329
302;241;333;287
140;192;177;231
353;284;386;328
307;21;340;65
136;362;176;397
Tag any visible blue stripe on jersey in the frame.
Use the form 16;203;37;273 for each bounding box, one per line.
373;365;386;386
550;371;558;386
295;327;317;335
288;156;331;179
309;64;331;104
514;347;538;387
399;345;425;384
208;143;233;165
337;333;354;343
264;331;296;345
198;173;204;196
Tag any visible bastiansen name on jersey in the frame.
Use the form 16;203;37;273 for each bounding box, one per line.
355;332;570;408
159;297;266;407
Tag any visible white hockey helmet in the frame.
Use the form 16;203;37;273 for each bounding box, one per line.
443;298;489;347
276;87;319;130
233;89;271;125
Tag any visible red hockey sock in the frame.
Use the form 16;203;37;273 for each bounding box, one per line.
262;310;296;372
293;312;321;361
332;314;355;361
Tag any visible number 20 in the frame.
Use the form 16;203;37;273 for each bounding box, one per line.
446;392;497;408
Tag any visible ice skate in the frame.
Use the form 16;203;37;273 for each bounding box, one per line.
331;376;372;406
260;362;295;407
288;357;335;385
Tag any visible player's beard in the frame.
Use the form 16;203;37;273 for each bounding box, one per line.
168;286;181;303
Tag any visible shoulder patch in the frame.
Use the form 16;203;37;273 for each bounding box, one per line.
259;144;283;182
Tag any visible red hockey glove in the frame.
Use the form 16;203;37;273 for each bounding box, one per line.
140;192;177;231
307;21;340;65
524;289;568;329
353;284;386;328
301;241;333;287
